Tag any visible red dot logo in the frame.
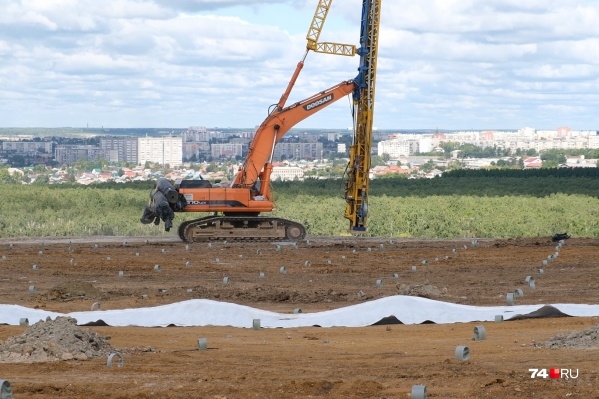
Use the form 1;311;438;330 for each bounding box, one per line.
550;368;561;379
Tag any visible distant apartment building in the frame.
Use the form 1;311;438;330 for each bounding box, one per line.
182;127;238;161
183;142;210;161
183;126;211;142
2;141;53;154
138;136;182;166
211;143;243;159
378;138;417;158
55;145;107;165
271;166;304;181
438;128;599;152
378;134;434;158
182;127;236;142
273;142;323;160
327;132;341;141
99;137;138;163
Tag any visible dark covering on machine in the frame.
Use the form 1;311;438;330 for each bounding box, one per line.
552;233;571;242
140;178;187;231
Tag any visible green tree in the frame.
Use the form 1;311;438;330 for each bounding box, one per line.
446;159;463;170
370;155;386;167
541;160;560;168
32;174;50;185
540;149;566;164
439;142;460;158
0;168;16;184
419;160;436;173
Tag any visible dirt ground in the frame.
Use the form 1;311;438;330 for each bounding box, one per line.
0;235;598;398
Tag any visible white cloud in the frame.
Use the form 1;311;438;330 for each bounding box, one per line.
0;0;599;129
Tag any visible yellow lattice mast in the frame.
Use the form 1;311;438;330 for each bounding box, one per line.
306;0;356;56
344;0;382;232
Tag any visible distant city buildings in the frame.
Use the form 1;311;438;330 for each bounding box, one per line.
55;145;106;165
182;126;252;161
182;142;210;161
138;136;183;166
99;137;138;163
273;142;323;160
2;126;599;174
182;126;212;142
378;128;599;158
377;135;433;158
211;143;244;159
2;141;53;154
271;166;304;181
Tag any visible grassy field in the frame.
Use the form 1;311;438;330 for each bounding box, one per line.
1;170;597;238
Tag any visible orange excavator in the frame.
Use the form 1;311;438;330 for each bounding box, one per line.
142;0;381;242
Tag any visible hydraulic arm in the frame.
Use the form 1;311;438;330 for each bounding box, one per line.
235;0;356;189
234;80;356;189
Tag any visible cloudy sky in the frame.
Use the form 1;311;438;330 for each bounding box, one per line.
1;0;599;130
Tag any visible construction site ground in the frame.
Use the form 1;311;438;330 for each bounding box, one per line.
0;236;598;398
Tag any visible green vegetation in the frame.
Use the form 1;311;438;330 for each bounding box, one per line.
0;185;152;237
1;168;599;238
436;142;514;158
271;171;599;237
273;192;599;238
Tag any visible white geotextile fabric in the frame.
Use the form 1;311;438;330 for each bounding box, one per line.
2;296;599;327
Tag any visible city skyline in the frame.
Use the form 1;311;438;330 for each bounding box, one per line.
1;1;599;130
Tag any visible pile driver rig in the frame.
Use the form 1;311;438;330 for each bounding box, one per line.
142;0;382;241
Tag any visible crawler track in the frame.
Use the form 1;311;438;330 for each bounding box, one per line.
177;215;306;242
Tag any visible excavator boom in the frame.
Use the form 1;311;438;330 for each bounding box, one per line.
234;80;355;188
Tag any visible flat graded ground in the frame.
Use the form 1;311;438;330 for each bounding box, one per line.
0;236;598;398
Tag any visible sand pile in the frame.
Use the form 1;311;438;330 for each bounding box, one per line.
546;324;599;349
45;281;105;301
0;316;114;363
397;283;447;299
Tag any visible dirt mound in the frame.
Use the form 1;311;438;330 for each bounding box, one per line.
0;316;114;363
44;281;105;301
397;283;447;299
507;305;571;321
545;323;599;349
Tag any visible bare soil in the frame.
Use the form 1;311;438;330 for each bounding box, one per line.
0;236;598;398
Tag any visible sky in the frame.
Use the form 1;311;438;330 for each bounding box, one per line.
1;0;599;131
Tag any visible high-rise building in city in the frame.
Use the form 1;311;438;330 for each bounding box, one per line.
55;145;106;165
273;142;323;160
99;137;138;163
2;141;53;154
138;136;182;166
211;143;244;159
378;137;421;158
